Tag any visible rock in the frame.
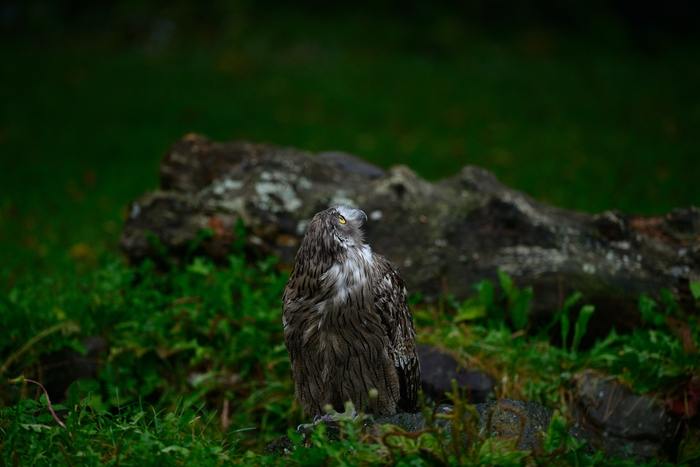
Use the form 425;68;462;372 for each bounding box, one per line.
37;336;108;402
120;134;700;338
463;399;559;452
416;344;496;403
570;369;680;459
264;433;297;456
264;399;578;455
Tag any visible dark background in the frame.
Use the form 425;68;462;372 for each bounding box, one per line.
1;0;699;281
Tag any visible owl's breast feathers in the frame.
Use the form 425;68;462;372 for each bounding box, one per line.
282;206;420;416
283;245;419;414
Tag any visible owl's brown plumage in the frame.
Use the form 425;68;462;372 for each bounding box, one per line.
282;205;421;416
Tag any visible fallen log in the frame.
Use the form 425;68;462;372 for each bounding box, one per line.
120;134;700;337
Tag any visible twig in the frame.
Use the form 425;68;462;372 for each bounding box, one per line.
8;376;74;441
57;443;74;467
497;399;526;448
221;397;230;430
0;321;79;377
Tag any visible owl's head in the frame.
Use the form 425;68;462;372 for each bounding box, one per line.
305;205;368;252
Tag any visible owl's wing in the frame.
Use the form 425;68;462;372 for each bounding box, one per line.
371;253;421;412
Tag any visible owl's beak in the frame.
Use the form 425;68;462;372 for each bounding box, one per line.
358;209;368;224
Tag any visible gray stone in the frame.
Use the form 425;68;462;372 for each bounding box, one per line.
570;369;679;459
120;135;700;337
416;344;496;403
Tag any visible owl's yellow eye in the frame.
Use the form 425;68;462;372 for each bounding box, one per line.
338;215;346;224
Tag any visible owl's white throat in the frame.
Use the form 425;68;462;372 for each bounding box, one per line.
321;244;374;306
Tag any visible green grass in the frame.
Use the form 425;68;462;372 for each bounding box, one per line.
3;394;232;466
2;257;698;464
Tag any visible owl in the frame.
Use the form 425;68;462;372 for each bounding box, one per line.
282;205;421;417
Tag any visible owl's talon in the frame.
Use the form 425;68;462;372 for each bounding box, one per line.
315;412;338;424
297;412;337;430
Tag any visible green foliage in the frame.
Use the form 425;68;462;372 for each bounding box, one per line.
571;305;595;355
639;293;666;326
454;271;533;332
0;376;677;466
263;381;668;466
2;262;698;464
587;292;699;393
556;291;581;350
0;394;231;466
497;271;534;332
0;251;295;448
424;271;698;420
545;291;596;355
454;280;491;322
690;282;700;302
